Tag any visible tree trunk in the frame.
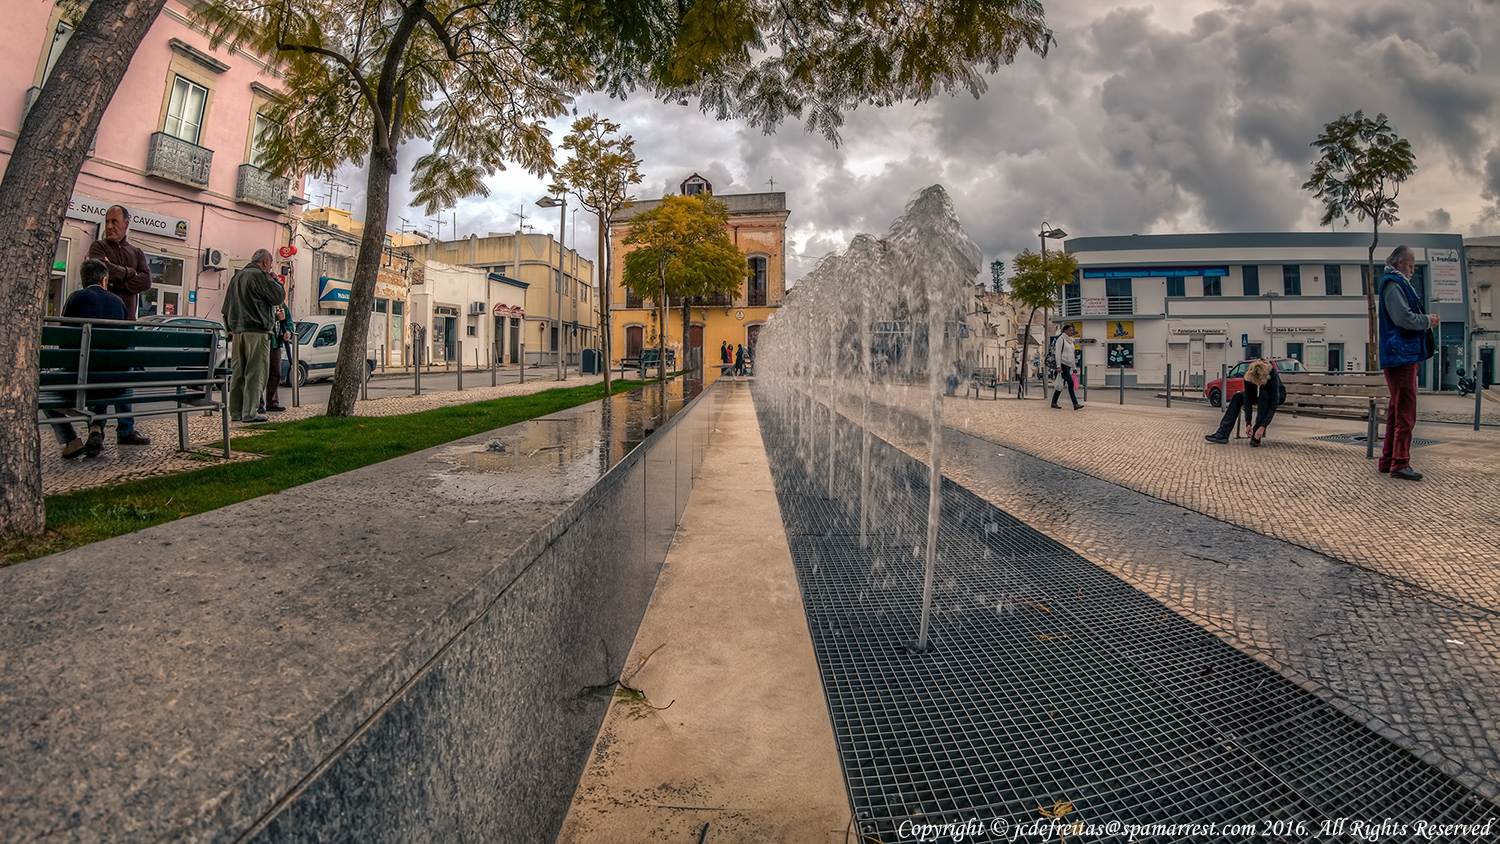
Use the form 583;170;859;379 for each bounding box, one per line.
0;0;168;538
597;218;611;395
326;142;396;416
658;272;668;378
681;301;692;373
1017;309;1038;399
1367;228;1380;372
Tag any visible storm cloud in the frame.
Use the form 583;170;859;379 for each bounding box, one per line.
327;0;1500;285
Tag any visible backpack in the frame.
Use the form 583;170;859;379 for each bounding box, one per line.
1044;337;1058;371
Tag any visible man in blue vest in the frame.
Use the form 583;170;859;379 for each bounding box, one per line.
1378;244;1440;481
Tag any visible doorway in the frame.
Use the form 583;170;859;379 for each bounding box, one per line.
625;325;644;359
1482;346;1495;388
1327;343;1344;373
689;324;703;369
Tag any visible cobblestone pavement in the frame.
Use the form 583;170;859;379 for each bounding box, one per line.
39;372;603;496
853;387;1500;798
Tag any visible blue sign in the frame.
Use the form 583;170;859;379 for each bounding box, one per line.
1241;333;1248;347
319;276;351;304
1084;266;1229;279
188;290;197;303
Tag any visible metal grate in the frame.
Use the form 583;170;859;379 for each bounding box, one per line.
755;392;1497;842
1312;431;1441;448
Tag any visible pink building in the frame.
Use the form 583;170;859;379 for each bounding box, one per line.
2;1;303;320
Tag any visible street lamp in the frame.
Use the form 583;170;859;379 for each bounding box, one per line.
1262;290;1279;358
1039;221;1067;352
538;194;566;380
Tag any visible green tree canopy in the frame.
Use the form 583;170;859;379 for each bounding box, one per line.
1302;110;1416;370
1009;247;1078;387
551;114;644;393
622;195;747;371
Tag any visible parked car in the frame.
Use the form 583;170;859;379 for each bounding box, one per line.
137;315;229;368
1204;357;1307;407
279;315;376;386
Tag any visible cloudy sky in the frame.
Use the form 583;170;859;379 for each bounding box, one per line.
318;0;1500;286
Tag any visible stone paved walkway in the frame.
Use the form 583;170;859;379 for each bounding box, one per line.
854;386;1500;797
38;372;604;496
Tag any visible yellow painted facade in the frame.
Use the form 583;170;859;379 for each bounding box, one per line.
608;175;789;382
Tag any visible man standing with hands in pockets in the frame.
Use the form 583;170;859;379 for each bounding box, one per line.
222;249;286;423
1378;244;1441;481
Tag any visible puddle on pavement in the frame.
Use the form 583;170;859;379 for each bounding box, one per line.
428;379;702;505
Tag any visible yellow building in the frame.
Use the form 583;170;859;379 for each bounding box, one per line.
609;174;788;380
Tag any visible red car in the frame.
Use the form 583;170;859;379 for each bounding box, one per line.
1204;357;1307;407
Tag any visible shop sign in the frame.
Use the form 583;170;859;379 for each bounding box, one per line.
1106;320;1134;339
1265;324;1325;333
1429;248;1463;303
1169;324;1228;336
65;193;190;240
319;276;351;304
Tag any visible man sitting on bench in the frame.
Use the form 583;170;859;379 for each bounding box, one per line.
1204;358;1285;447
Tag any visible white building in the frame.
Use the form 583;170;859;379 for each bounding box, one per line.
1063;232;1473;392
406;256;529;368
1466;236;1498;388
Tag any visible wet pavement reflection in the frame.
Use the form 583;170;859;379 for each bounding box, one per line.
428;376;705;505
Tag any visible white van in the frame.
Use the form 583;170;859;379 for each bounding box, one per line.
279;315;377;386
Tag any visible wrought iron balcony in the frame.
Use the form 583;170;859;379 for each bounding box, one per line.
236;164;289;211
747;287;767;307
146;131;212;188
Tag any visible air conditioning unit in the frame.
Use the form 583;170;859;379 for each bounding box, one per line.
469;301;487;315
202;247;228;270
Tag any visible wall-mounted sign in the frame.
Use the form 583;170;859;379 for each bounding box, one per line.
318;276;351;304
1081;297;1107;316
1083;266;1228;279
1106;320;1134;339
492;303;525;317
1429;248;1463;303
1265;324;1325;333
279;245;297;258
64;193;190;240
1170;324;1229;336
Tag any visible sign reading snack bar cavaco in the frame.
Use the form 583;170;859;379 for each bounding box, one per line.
65;193;190;240
1428;248;1463;304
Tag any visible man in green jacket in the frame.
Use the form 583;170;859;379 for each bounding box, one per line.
263;279;295;413
221;249;285;423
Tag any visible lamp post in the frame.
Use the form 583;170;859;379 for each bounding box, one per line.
538;194;566;380
1262;290;1279;358
1039;222;1067;384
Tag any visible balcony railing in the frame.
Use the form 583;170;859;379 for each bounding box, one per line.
146;131;212;188
236;164;289;211
747;287;767;307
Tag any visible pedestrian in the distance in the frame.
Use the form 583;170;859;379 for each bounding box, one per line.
1050;324;1082;410
222;249;288;423
720;340;732;373
734;343;746;376
1204;358;1284;446
1378;244;1440;481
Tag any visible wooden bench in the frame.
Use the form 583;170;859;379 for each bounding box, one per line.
968;367;1000;399
1279;372;1391;459
37;316;231;457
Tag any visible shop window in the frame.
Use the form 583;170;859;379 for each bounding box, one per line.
1106;342;1134;368
1285;342;1304;364
1242;266;1260;296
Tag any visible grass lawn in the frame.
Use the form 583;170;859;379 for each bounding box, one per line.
3;381;636;566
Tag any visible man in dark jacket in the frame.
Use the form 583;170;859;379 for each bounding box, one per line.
87;205;154;444
1378;244;1441;481
222;249;286;423
1204;359;1284;446
47;259;126;457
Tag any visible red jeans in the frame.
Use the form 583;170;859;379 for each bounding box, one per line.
1380;362;1419;471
